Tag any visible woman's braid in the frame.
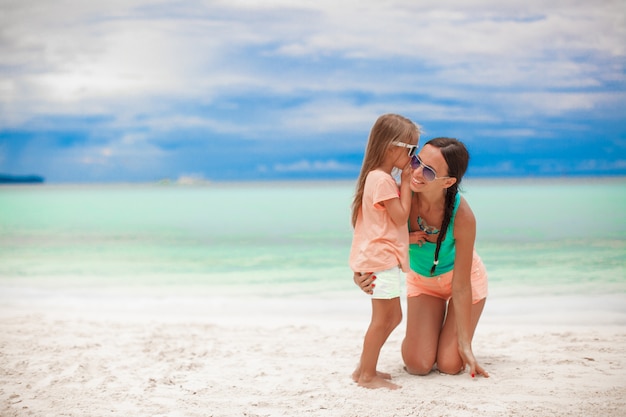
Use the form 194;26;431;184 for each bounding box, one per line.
430;183;458;276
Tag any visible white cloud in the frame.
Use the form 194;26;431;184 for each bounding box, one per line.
142;115;247;135
476;128;538;138
48;132;169;180
576;159;626;172
2;0;623;108
272;159;358;172
1;0;624;181
469;160;520;175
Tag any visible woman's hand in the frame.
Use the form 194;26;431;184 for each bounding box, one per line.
353;272;375;295
458;344;489;379
409;230;429;246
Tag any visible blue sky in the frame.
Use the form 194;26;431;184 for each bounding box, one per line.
1;0;625;182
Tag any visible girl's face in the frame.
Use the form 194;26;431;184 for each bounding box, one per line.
410;144;454;192
392;134;419;169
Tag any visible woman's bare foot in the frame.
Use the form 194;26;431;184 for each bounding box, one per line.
357;375;401;390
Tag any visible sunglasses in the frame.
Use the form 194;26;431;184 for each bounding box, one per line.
411;155;451;182
392;141;418;157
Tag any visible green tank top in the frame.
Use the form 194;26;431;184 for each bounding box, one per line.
409;193;460;276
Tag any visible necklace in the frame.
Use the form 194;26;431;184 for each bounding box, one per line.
417;216;440;235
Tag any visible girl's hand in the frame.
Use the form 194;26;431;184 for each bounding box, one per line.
353;272;375;295
400;160;413;184
409;230;429;246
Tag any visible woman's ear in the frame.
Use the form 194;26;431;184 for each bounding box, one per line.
442;177;457;189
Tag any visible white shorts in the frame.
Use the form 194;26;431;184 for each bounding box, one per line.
370;266;402;299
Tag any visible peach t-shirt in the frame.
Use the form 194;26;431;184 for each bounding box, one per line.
349;169;409;273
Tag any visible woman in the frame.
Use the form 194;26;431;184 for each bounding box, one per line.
354;137;489;378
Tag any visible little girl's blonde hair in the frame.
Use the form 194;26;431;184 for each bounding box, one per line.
351;114;421;227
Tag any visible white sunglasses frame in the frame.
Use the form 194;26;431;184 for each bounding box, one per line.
391;141;418;157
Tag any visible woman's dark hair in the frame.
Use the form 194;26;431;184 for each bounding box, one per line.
428;137;469;276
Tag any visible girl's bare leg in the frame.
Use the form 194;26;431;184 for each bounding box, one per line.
353;297;402;389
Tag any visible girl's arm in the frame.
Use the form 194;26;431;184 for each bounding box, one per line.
382;164;412;226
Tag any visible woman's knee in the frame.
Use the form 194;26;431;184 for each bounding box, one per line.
403;357;435;376
436;355;463;375
401;342;435;375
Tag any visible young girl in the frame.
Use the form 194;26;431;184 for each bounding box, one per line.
349;113;420;389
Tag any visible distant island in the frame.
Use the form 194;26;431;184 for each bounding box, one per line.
0;174;45;184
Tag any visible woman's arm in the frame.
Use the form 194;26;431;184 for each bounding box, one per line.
450;197;485;376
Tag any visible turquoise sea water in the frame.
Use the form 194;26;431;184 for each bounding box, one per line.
0;178;624;298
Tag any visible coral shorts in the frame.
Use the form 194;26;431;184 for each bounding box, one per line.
406;251;488;304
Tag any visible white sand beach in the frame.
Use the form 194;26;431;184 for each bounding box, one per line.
1;287;625;417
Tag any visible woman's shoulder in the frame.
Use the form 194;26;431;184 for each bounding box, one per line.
454;195;476;229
